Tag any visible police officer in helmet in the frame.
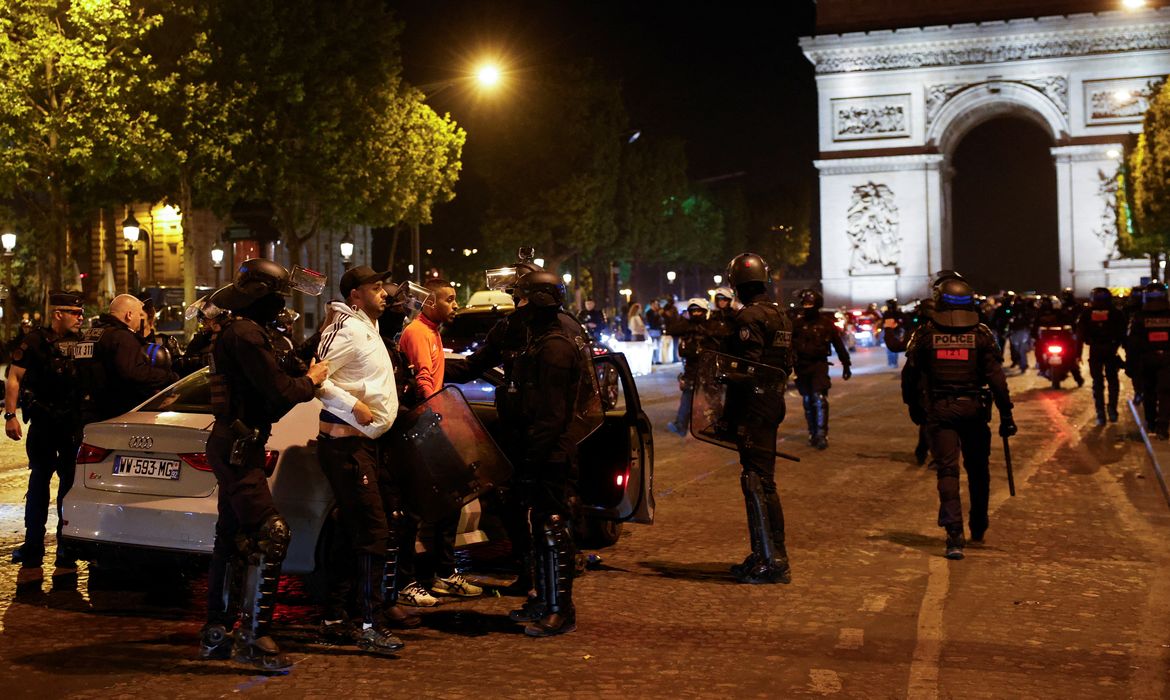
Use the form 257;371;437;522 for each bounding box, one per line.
1077;287;1126;425
200;259;329;670
721;253;794;584
902;275;1015;559
791;288;851;450
1127;282;1170;439
506;270;596;636
5;291;86;590
666;297;714;436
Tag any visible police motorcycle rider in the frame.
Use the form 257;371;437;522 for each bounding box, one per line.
444;251;594;601
1078;287;1127;425
1127;282;1170;439
5;291;86;589
665;297;716;436
716;253;794;584
504;270;599;636
902;276;1015;559
791;288;851;450
199;259;329;671
1031;295;1084;386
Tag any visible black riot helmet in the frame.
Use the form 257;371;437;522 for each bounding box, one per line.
1089;287;1112;310
209;258;290;311
916;298;936;321
932;278;980;329
1060;287;1077;309
515;270;565;309
1143;281;1169;312
885;298;898;312
797;288;823;309
727;253;769;292
1037;295;1055;313
932;269;966;289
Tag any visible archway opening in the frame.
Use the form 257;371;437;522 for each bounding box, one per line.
951;117;1058;294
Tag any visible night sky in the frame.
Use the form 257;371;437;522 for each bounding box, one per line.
388;0;820;270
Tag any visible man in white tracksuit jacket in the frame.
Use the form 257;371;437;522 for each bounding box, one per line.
314;265;417;654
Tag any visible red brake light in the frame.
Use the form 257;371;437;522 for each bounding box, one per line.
179;452;214;472
264;450;279;476
76;443;111;464
1047;345;1064;354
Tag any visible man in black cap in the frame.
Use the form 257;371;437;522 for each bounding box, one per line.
5;291;86;591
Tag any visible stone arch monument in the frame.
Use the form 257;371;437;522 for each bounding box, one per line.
802;8;1170;304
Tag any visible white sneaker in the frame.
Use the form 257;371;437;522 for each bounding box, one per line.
399;582;439;607
431;573;483;597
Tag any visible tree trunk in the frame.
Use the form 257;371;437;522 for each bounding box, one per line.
387;223;401;274
179;175;198;337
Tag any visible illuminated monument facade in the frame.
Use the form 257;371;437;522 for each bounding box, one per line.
802;3;1170;303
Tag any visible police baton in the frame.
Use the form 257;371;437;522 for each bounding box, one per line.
1002;435;1016;497
776;449;801;463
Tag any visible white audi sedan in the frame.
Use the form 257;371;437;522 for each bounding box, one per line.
61;353;654;576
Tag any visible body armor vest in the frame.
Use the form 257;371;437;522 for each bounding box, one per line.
512;326;603;447
73;326;108;418
792;314;833;360
1140;312;1170;352
926;329;980;390
751;303;793;372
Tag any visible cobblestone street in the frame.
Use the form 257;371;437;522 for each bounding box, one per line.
0;348;1168;698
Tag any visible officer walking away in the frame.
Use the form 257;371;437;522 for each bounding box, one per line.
1007;294;1035;373
314;265;410;654
882;298;904;367
1078;287;1126;425
902;275;1015;559
791;289;851;450
722;254;794;584
199;259;329;671
76;294;178;424
665;298;713;437
1127;282;1170;439
507;271;597;637
5;291;85;592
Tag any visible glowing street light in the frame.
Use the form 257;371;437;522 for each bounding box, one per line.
476;62;502;89
562;273;573;285
1123;0;1147;9
1;232;15;255
666;270;677;283
713;274;723;285
339;238;354;269
620;288;633;303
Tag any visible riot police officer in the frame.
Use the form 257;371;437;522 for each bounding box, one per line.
902;276;1015;559
174;296;227;377
1078;287;1126;424
507;270;598;636
199;259;329;671
5;291;85;590
1127;282;1170;439
721;253;793;584
666;298;715;436
791;289;851;450
75;294;179;424
1032;295;1084;386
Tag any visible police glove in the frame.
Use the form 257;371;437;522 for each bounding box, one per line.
999;415;1018;438
842;365;852;381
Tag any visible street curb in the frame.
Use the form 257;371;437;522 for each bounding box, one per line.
1127;398;1170;512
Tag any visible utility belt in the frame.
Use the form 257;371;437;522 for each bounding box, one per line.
19;389;78;425
228;419;262;468
929;387;992;420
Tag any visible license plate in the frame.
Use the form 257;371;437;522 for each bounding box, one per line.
1049;356;1063;366
113;455;181;480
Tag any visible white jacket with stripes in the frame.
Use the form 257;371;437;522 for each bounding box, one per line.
315;301;400;439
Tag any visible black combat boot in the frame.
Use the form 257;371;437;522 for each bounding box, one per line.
944;528;965;560
525;515;576;637
235;553;292;672
201;551;242;660
811;394;829;450
736;474;790;584
802;394;817;445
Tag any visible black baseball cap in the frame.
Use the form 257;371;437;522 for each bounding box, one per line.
340;265;392;298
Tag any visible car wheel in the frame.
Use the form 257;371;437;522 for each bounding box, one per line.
583;518;622;548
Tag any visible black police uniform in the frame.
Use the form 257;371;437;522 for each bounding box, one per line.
791;305;850;449
203;308;317;668
666;307;719;435
1077;291;1126;424
10;320;83;576
722;282;793;584
902;285;1014;558
76;313;178;424
1127;285;1170;438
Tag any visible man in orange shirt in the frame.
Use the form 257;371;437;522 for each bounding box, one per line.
395;278;484;605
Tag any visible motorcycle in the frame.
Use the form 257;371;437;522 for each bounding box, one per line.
1036;325;1076;389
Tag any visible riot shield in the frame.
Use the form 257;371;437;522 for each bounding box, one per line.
383;386;513;522
689;351;787;452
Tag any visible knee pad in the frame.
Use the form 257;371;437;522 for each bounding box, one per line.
256;514;291;562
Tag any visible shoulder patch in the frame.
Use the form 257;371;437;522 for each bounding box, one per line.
739;326;751;341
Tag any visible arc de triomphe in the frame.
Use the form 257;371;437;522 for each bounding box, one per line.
801;8;1170;304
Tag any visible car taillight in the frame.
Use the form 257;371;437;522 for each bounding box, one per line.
615;472;627;487
1047;345;1064;354
76;443;111;464
264;450;279;476
179;452;214;472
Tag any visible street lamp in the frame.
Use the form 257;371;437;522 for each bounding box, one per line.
666;270;676;283
1;231;15;341
476;62;502;89
562;273;572;285
122;212;141;293
620;288;633;305
340;237;354;269
211;244;224;287
713;274;723;285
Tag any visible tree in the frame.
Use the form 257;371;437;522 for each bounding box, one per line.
746;185;812;283
0;0;164;296
1128;77;1170;271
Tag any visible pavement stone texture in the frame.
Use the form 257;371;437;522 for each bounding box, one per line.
0;349;1168;698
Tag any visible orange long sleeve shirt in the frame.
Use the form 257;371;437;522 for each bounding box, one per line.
399;313;444;399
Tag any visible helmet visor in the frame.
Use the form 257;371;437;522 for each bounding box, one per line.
288;265;327;297
184;297;224;321
485;266;519;292
394;281;434;321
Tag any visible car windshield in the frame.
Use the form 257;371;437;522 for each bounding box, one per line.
139;368;213;414
446;310;508;353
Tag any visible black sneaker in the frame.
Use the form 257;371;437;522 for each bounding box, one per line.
353;624;405;655
199;623;234;660
508;596;546;623
945;531;965;560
